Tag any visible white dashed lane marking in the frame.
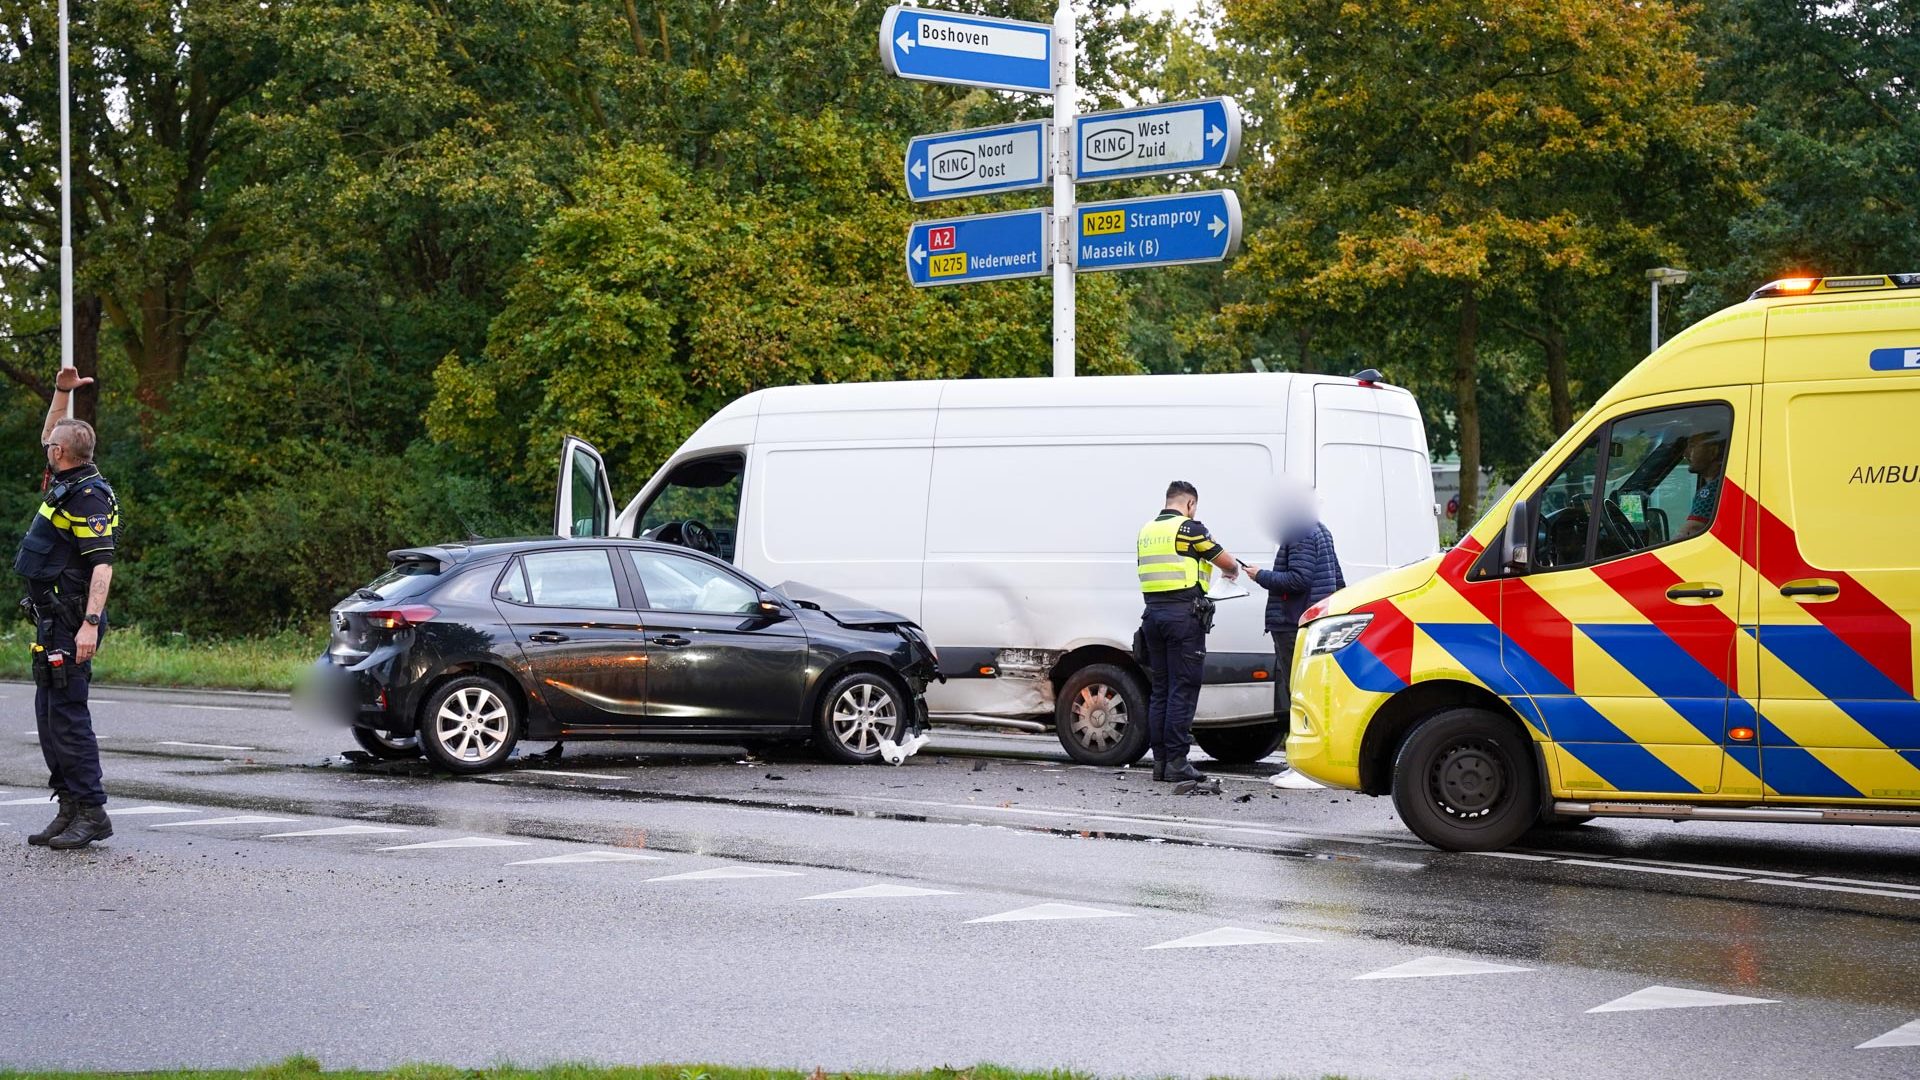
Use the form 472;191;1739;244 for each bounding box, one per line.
263;825;410;838
1587;986;1778;1013
151;815;296;828
157;741;257;752
108;806;198;816
0;796;61;806
968;902;1132;924
1858;1018;1920;1049
379;836;528;851
518;769;627;781
1753;879;1920;900
802;884;955;900
1147;927;1320;949
1355;957;1531;980
648;866;801;882
509;850;662;865
1556;859;1745;881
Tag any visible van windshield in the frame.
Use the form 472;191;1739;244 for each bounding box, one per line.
638;454;746;562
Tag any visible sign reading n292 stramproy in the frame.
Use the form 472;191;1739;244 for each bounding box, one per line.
1074;190;1241;273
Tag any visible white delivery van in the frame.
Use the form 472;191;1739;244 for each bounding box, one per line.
555;372;1438;764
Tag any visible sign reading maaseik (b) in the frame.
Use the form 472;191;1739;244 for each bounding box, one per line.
879;5;1055;95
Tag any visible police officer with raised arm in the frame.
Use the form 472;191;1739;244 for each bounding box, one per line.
19;367;119;849
1137;480;1250;785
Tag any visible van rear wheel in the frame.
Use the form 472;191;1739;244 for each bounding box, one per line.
1056;664;1149;766
1390;707;1541;851
1193;722;1286;764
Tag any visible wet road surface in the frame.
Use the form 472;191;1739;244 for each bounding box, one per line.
2;683;1917;1078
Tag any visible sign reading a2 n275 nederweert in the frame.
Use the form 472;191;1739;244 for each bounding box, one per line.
879;5;1054;95
906;121;1051;202
907;208;1052;287
1075;97;1242;183
1074;190;1242;273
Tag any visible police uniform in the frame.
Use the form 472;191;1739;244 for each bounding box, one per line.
1136;510;1219;771
14;463;118;814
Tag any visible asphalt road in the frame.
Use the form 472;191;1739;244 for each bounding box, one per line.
3;684;1918;1079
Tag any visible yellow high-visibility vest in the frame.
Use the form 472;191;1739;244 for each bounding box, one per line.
1137;515;1211;595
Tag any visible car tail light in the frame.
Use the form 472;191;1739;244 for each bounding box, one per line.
364;605;439;630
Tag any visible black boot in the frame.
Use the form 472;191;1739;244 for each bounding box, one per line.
47;804;112;850
1152;756;1169;782
1165;754;1208;784
27;795;77;847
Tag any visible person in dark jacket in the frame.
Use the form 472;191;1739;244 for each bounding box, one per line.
1247;490;1346;726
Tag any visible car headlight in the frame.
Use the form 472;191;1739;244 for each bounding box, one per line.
1301;613;1372;657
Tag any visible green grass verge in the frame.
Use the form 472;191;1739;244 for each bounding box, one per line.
0;1064;1362;1080
0;624;322;692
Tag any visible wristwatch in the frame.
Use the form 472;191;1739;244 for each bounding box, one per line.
83;612;101;627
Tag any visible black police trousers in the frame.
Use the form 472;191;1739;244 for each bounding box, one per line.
1141;602;1206;762
1272;628;1299;725
35;621;104;807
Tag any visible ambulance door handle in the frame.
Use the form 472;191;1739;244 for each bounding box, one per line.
1780;580;1840;600
1665;584;1723;601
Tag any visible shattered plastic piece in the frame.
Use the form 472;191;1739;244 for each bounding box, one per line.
878;730;931;766
1174;778;1223;796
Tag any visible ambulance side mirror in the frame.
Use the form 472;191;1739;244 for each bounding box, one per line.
1501;497;1533;575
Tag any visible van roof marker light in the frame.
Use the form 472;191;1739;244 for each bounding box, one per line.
1821;276;1889;290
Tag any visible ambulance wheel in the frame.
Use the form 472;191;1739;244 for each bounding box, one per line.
1390;708;1541;852
351;727;421;760
1056;664;1150;766
1193;723;1287;764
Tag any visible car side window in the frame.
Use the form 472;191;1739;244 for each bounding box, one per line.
520;549;620;608
1596;403;1733;558
494;559;530;604
1530;436;1601;571
626;550;758;615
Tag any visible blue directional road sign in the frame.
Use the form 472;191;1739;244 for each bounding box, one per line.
906;208;1052;288
906;121;1051;203
880;5;1054;95
1074;190;1242;273
1075;97;1242;183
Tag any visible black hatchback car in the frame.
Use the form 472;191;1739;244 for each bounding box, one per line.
314;537;940;772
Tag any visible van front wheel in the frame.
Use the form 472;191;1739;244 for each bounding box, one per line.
1389;708;1541;852
1055;665;1149;766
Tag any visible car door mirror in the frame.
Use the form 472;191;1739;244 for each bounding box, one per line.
756;592;793;620
1501;496;1533;575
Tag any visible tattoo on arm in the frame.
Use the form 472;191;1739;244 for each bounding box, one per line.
87;564;113;619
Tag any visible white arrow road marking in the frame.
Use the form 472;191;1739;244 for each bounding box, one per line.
108;806;198;816
1587;986;1778;1013
1147;927;1321;950
378;836;529;851
968;902;1133;924
896;32;914;54
1858;1018;1920;1049
803;884;956;900
1355;956;1531;980
151;815;296;828
263;825;409;838
1207;124;1224;146
510;850;662;865
911;159;926;180
911;245;927;265
648;866;801;881
1208;216;1225;238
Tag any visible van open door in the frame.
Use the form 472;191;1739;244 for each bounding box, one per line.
554;436;615;538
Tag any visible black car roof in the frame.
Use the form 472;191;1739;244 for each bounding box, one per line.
387;536;722;568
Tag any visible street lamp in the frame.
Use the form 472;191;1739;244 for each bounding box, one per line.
57;0;74;415
1646;267;1691;353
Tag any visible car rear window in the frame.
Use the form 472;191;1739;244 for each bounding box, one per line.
362;561;444;600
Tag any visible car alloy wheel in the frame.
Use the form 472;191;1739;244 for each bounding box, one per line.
433;685;512;764
1070;682;1129;752
830;681;901;756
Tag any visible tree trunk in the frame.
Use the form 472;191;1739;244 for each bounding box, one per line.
1544;327;1571;434
1293;326;1319;374
131;274;191;417
1453;290;1481;535
71;293;101;429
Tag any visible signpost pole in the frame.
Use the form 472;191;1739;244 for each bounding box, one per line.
1050;0;1075;379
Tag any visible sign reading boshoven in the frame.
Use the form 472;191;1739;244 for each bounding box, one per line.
879;5;1054;95
1074;97;1242;183
906;121;1051;202
906;208;1053;288
1075;190;1242;273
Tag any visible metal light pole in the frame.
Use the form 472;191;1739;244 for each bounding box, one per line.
1050;0;1076;378
1646;267;1690;353
58;0;75;416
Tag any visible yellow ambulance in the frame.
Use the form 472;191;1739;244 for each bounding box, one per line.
1287;273;1920;850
